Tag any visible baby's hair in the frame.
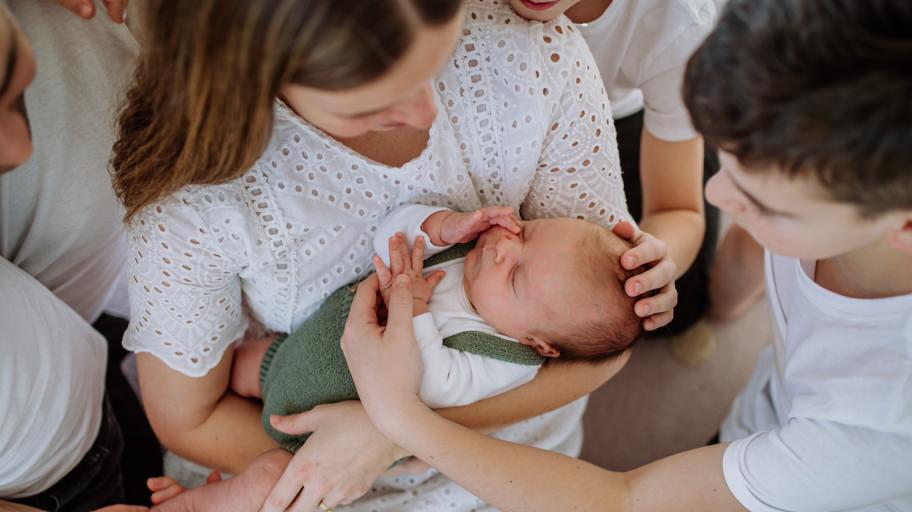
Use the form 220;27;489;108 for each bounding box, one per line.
539;224;644;363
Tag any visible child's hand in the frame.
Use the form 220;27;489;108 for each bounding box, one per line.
423;206;521;245
372;233;445;316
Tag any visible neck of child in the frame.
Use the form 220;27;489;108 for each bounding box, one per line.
816;237;912;299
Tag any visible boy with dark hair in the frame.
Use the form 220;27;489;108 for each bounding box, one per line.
338;1;912;511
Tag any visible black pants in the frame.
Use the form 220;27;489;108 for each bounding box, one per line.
9;397;126;512
615;110;720;337
92;314;164;506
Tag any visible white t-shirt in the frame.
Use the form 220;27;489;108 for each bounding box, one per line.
372;205;539;409
124;2;627;509
0;0;140;322
721;251;912;512
0;257;106;498
575;0;716;141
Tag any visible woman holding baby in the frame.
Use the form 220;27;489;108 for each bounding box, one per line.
114;0;680;510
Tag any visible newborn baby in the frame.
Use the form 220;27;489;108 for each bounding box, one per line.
148;205;641;511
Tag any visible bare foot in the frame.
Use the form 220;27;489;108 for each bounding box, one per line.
230;336;276;398
708;225;765;322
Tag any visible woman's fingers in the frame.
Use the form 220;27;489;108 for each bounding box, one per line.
626;258;676;297
347;274;381;326
55;0;95;18
385;275;415;338
101;0;128;23
372;255;392;288
269;408;321;436
55;0;127;22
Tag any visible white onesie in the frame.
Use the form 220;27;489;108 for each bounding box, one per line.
373;205;540;408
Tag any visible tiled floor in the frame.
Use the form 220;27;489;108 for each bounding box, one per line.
581;299;771;470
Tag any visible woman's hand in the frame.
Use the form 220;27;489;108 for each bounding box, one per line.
262;399;405;512
341;273;427;431
55;0;127;23
612;221;678;331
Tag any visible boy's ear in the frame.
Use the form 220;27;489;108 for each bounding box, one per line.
886;215;912;254
523;336;560;358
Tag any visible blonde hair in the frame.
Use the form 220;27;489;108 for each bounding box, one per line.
112;0;463;221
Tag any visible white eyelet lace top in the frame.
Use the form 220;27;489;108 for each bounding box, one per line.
124;1;628;378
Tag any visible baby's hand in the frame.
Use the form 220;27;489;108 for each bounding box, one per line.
372;233;445;316
423;206;521;245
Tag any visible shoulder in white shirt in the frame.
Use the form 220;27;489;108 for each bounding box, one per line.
575;0;716;141
721;251;912;512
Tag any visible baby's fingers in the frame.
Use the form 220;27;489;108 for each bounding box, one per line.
396;232;413;272
492;213;522;234
425;270;446;291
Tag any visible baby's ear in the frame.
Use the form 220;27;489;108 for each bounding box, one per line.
524;337;560;358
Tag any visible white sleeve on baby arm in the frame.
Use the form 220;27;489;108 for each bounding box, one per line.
373;204;452;266
412;313;539;408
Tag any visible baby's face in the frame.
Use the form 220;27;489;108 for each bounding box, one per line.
463;218;597;346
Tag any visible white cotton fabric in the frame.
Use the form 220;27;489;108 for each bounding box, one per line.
575;0;715;141
0;257;106;498
720;251;912;512
372;204;539;409
124;1;627;509
0;0;140;323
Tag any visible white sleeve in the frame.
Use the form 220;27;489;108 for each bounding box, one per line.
723;419;912;511
520;23;631;229
372;204;452;266
637;5;715;142
412;313;538;408
123;194;248;377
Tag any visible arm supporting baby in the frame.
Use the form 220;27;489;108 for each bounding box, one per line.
342;274;742;512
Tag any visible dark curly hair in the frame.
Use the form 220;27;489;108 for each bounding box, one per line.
684;0;912;217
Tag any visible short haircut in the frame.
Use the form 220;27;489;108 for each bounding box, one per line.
684;0;912;217
541;225;643;363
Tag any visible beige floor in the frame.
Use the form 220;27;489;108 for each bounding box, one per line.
580;299;771;470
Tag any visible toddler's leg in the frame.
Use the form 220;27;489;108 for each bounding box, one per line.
230;337;276;398
151;449;292;512
708;224;765;321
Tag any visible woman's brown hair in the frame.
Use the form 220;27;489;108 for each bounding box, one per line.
112;0;463;221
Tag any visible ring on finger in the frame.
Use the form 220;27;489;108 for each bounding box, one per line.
319;501;333;512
